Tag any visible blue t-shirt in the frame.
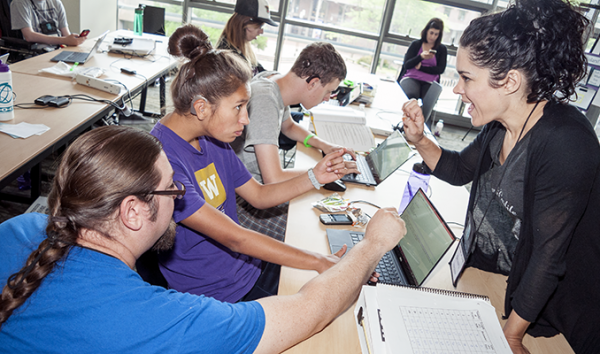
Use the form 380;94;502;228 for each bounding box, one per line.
151;122;261;303
0;213;266;353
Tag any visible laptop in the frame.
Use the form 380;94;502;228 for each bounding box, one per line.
327;188;456;286
0;53;8;65
50;30;109;64
342;129;415;186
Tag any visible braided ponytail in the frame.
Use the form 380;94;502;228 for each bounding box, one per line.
0;126;163;329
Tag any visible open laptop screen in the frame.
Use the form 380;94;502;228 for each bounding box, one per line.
398;188;455;285
368;130;412;181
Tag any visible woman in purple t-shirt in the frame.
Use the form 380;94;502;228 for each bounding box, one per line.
140;24;362;303
398;18;447;122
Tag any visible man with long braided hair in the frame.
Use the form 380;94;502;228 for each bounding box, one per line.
0;125;405;353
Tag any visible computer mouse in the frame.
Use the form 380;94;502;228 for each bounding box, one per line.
323;179;347;192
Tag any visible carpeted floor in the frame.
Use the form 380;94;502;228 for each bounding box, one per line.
0;83;477;223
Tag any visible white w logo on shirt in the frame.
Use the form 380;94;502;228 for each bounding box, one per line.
199;174;220;200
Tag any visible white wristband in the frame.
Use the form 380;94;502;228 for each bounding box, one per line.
308;168;325;190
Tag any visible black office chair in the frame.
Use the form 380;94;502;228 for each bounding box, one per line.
0;0;50;62
279;110;305;168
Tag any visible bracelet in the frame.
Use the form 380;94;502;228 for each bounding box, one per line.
308;168;324;190
303;133;315;148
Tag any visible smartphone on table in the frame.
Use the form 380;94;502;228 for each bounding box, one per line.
320;213;353;225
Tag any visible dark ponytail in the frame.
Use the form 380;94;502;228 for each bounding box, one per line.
0;126;163;329
168;24;252;115
460;0;589;103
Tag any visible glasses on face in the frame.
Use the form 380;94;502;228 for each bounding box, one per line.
148;180;186;200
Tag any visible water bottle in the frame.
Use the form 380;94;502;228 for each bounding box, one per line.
0;63;14;121
434;119;444;137
134;5;145;36
398;162;431;214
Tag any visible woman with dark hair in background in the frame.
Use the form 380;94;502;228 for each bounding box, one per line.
398;18;447;122
402;1;600;353
217;0;277;75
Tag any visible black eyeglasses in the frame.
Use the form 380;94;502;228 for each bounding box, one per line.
148;181;186;200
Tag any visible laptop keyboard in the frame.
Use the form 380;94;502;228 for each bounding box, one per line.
56;51;88;62
343;155;373;183
349;232;404;284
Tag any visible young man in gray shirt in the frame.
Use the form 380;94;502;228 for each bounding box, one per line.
231;42;356;240
11;0;86;46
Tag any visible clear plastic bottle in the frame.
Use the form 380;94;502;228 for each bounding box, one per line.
434;119;444;137
134;5;145;36
0;63;14;121
398;162;431;213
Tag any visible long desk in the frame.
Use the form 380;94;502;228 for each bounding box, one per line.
8;30;175;117
0;31;176;203
280;144;574;354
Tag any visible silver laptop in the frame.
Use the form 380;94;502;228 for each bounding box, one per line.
342;130;415;186
50;30;109;64
327;188;456;286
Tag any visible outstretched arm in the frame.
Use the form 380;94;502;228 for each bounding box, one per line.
237;149;359;210
254;208;406;354
181;203;347;274
281;115;358;157
20;27;86;46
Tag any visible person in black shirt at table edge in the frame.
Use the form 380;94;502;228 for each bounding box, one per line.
402;0;600;353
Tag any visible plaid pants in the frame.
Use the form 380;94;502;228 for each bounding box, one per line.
235;195;288;242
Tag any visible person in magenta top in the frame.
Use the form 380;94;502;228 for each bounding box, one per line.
398;18;447;121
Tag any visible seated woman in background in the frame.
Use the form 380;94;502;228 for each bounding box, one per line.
398;18;447;123
217;0;277;75
144;24;362;304
402;0;600;353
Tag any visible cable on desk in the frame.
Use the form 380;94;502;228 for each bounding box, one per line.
446;221;464;228
67;94;125;110
349;200;381;209
109;50;152;60
104;79;133;109
14;103;60;109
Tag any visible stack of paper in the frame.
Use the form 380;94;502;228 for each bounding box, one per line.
310;104;375;152
0;122;50;138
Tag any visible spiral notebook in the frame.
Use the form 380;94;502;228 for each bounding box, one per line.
355;283;511;354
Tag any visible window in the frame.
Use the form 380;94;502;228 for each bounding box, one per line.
278;24;377;76
287;0;385;36
117;0;183;37
117;0;600;122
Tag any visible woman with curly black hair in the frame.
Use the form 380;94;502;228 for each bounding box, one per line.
402;0;600;353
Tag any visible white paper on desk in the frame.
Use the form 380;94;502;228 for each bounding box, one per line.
0;122;50;138
313;121;375;152
376;283;511;354
38;61;104;78
310;104;367;124
310;104;375;151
